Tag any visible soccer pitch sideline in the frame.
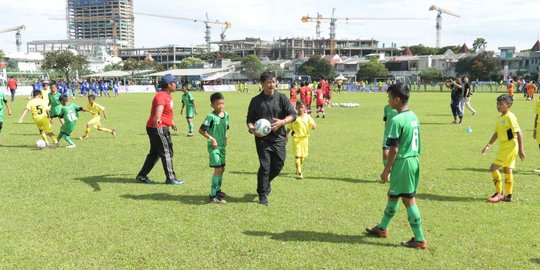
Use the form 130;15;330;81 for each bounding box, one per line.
0;89;538;269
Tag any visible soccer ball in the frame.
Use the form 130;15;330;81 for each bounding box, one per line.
254;119;272;137
35;139;47;150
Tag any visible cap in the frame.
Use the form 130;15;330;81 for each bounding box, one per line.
159;74;179;88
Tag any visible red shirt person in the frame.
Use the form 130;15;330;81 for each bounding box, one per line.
7;77;17;102
137;74;184;185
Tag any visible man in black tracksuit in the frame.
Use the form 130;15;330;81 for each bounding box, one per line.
247;72;296;206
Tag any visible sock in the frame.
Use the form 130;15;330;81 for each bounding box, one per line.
210;175;219;197
100;127;112;133
491;170;503;194
65;135;74;145
379;200;399;230
40;132;49;144
406;205;425;242
504;173;513;196
84;127;91;137
295;157;302;174
188;122;194;133
57;132;64;141
50;135;58;144
218;176;223;191
300;157;305;167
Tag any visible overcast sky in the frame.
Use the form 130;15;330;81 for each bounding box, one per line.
1;0;539;54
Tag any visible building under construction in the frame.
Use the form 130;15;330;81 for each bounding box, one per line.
67;0;134;49
217;37;400;60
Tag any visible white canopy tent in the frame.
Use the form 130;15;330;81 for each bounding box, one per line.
147;67;234;78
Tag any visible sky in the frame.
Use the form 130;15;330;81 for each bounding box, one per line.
1;0;539;54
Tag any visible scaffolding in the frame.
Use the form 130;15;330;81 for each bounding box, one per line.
66;0;134;49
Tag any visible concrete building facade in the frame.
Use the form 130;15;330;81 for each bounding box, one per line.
67;0;134;48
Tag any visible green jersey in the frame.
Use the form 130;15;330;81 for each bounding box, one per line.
200;111;229;148
59;103;83;124
386;110;421;159
49;92;62;107
0;92;6;121
0;92;6;113
383;104;398;136
182;92;194;109
48;92;62;117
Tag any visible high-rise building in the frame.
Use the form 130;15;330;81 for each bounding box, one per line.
66;0;134;49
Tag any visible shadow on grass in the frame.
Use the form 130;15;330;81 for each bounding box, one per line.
0;144;35;149
417;193;482;202
243;230;399;247
121;193;258;205
229;170;373;184
531;258;540;264
421;122;451;125
446;167;537;176
74;174;135;192
425;114;450;117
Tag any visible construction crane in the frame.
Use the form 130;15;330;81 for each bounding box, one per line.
0;25;26;52
135;12;231;51
429;5;461;48
302;9;427;55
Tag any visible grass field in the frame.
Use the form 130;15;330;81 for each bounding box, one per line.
1;88;539;269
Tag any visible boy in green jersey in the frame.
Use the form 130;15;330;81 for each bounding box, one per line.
366;83;427;249
180;84;198;136
0;89;13;137
199;92;229;204
382;87;398;166
56;95;91;148
48;82;64;125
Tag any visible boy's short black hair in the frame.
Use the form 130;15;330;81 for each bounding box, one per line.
296;99;306;107
388;83;410;104
32;90;42;97
259;72;276;83
497;94;513;105
210;92;224;103
59;95;69;103
88;94;96;100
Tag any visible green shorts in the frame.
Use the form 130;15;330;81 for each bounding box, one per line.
50;106;62;118
389;157;420;197
60;122;77;135
208;146;226;168
186;107;195;118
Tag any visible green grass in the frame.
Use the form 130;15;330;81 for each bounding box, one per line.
1;88;539;269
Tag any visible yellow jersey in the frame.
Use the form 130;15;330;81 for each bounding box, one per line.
86;102;105;118
25;98;49;121
495;111;521;146
536;100;540;125
288;114;315;138
41;89;50;105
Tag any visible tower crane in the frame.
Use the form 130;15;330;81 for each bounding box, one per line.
429;5;460;48
302;9;427;55
0;25;26;52
135;12;231;51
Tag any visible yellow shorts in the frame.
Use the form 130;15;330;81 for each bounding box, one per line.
88;117;102;128
292;137;309;158
494;144;518;169
34;117;52;133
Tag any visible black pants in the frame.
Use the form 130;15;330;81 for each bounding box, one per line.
255;139;286;196
138;127;177;181
9;89;15;102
